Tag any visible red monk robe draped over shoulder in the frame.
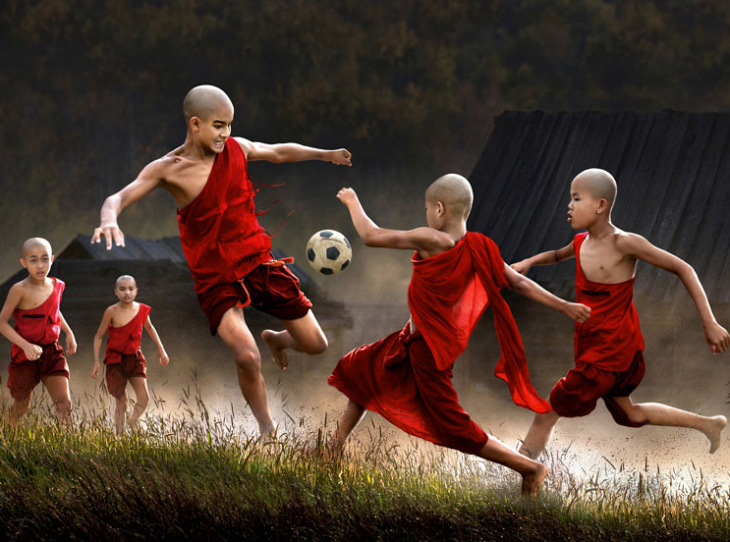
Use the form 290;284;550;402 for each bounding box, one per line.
177;138;272;295
573;232;644;371
104;304;151;365
410;232;550;412
11;278;64;363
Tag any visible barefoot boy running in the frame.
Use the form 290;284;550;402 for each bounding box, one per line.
92;275;169;434
327;175;591;498
0;238;76;426
512;168;730;459
91;85;351;436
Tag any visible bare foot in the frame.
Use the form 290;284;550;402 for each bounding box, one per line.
261;329;288;370
704;415;727;454
521;463;548;500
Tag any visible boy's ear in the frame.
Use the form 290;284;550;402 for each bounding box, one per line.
19;258;26;269
190;116;202;132
597;198;609;214
50;255;54;264
437;201;445;216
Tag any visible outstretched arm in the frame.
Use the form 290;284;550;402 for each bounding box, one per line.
504;264;591;322
91;161;165;250
511;243;575;275
237;137;352;166
337;187;452;257
619;233;729;353
144;316;169;366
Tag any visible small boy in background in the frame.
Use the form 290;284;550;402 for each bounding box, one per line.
92;275;169;434
0;237;76;426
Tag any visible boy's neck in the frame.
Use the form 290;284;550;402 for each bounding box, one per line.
585;217;615;239
440;220;467;240
117;300;137;310
182;133;218;162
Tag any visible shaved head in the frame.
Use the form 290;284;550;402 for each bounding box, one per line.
115;275;137;288
183;85;233;122
426;174;474;220
573;168;617;209
22;237;52;257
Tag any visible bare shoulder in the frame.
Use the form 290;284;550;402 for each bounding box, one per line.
614;230;651;255
233;137;254;155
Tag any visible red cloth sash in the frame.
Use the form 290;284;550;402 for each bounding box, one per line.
11;278;64;363
573;232;644;371
177;138;272;295
408;232;551;413
104;303;151;365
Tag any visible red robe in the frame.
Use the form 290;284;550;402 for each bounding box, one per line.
573;232;644;371
104;303;151;365
328;232;549;454
177;138;272;295
11;278;65;363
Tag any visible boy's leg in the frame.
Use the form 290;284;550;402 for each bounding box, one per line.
611;396;727;453
114;389;129;435
262;310;328;369
9;393;32;426
328;399;367;453
477;437;548;499
518;410;561;459
42;375;71;425
217;306;276;436
127;377;149;432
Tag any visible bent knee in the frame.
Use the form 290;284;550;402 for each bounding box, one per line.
303;334;328;355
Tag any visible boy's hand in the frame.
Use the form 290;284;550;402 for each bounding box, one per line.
510;260;531;275
564;302;591;323
91;223;126;250
159;351;170;366
23;343;43;361
91;361;100;379
329;149;352;166
337;187;359;207
704;322;730;353
66;334;77;356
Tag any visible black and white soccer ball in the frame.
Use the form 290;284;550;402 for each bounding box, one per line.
306;230;352;275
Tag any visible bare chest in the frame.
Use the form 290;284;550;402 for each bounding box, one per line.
17;284;55;311
162;159;215;209
579;242;636;284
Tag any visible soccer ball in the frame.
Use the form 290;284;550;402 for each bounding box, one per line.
306;230;352;275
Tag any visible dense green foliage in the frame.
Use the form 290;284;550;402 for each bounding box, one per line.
2;0;729;278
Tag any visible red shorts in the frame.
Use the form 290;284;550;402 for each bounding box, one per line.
197;262;312;335
549;351;647;428
7;341;69;400
105;350;147;399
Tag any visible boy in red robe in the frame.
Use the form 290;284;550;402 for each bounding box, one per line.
92;275;169;434
91;85;351;436
0;238;77;426
327;175;591;498
512;168;730;459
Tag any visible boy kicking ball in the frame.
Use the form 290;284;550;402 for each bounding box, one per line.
92;275;169;434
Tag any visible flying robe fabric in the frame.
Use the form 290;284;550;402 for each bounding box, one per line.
11;278;64;363
329;232;549;452
409;232;550;413
177;138;272;295
104;303;151;365
573;232;644;371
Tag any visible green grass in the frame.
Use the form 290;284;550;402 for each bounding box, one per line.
0;393;729;541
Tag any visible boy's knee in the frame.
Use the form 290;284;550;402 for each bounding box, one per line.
235;348;262;375
302;334;328;355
